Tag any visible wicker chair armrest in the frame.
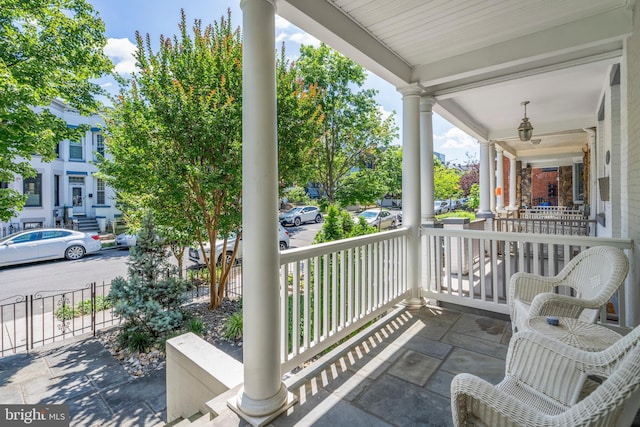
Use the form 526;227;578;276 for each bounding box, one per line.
451;373;549;426
510;272;559;304
528;293;597;319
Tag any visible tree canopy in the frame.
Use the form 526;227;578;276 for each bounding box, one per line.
100;10;243;308
434;157;461;200
296;43;397;203
0;0;112;220
99;11;322;308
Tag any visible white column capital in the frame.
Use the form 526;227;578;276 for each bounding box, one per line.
478;140;495;147
240;0;276;10
420;95;437;111
398;83;422;98
495;145;504;153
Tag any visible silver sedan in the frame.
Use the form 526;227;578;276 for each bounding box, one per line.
0;229;102;267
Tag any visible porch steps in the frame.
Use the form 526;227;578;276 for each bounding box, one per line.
165;412;212;426
74;216;100;233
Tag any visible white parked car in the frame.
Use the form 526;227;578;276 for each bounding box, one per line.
434;200;449;215
355;209;397;229
115;233;137;248
279;206;322;226
0;229;102;267
188;224;290;265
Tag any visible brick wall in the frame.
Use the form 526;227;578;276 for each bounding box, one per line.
531;168;558;206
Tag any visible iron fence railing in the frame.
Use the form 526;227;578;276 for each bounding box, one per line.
0;264;243;357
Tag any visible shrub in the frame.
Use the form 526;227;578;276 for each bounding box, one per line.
186;318;205;335
118;328;153;352
223;312;243;340
285;186;310;205
54;305;76;321
109;212;188;347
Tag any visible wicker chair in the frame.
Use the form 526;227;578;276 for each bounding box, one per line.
509;246;629;333
451;326;640;426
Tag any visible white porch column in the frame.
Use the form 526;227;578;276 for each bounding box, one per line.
495;146;505;211
399;84;425;308
477;140;493;216
420;96;437;223
508;155;517;210
235;0;293;422
489;142;496;213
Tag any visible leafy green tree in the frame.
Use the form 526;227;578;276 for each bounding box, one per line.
109;212;187;350
276;46;323;189
100;11;243;308
0;0;112;220
336;167;386;208
314;205;376;243
378;146;403;199
296;43;397;203
434;157;461;200
100;11;322;308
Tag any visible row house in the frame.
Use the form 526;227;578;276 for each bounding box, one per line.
1;99;120;236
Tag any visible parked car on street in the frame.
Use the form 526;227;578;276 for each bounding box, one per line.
279;205;322;226
355;208;397;229
0;229;102;267
115;233;137;248
434;200;449;215
188;224;290;266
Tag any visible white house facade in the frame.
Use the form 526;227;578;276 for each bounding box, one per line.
1;99;120;236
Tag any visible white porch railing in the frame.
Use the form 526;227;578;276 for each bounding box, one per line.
421;227;634;327
279;228;410;373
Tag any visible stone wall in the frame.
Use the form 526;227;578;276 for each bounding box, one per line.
558;166;573;206
518;161;531;208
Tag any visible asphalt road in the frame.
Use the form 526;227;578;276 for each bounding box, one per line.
0;222;323;302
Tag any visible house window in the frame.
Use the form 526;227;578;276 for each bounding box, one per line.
23;174;42;206
69;139;83;160
96;178;105;204
0;182;7;189
68;176;85;184
573;162;584;203
55;143;60;158
95;133;105;160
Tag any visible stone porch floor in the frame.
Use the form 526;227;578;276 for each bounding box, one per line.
205;303;513;427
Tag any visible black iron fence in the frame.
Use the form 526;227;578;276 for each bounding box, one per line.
0;264;243;357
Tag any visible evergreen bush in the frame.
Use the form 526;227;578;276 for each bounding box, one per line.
109;212;188;350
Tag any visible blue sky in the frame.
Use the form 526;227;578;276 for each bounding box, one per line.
89;0;478;164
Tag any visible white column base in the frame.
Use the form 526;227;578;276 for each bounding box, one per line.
229;384;297;427
402;297;427;309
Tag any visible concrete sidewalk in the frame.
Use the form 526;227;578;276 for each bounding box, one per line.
0;335;166;427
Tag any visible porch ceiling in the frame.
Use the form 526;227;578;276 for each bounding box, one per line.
277;0;635;160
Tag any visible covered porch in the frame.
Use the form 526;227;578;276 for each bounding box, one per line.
167;1;640;425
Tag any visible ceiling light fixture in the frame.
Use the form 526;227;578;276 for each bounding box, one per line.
518;101;534;142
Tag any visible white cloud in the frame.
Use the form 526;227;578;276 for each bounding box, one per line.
438;127;477;150
289;32;320;47
100;82;113;88
377;105;393;121
275;15;291;30
104;38;138;75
